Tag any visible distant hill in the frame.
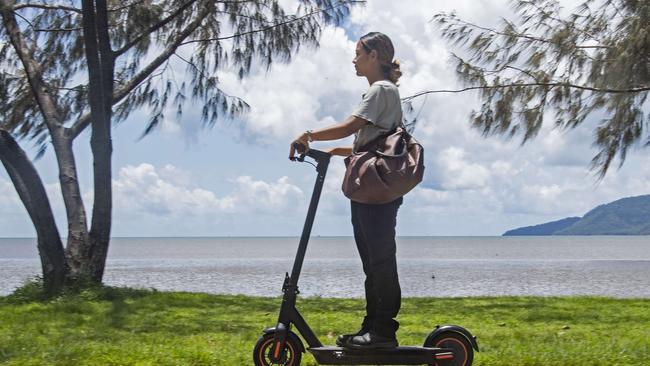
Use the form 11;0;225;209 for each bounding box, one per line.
503;217;581;236
503;194;650;236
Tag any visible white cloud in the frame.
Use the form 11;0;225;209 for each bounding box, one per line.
409;187;453;211
217;26;363;143
436;147;490;190
0;176;64;215
490;160;520;178
112;163;304;218
229;175;304;212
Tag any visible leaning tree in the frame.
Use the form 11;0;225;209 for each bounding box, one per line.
414;0;650;177
0;0;360;294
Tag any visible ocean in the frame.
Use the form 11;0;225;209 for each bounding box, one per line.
1;236;649;297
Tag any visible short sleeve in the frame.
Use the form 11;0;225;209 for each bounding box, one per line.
351;84;385;125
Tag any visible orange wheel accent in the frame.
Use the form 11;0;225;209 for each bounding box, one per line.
257;338;273;365
274;342;282;359
436;337;469;366
255;336;298;366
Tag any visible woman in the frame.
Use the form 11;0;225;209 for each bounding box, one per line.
288;32;403;349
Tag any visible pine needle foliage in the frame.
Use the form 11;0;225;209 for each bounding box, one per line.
431;0;650;177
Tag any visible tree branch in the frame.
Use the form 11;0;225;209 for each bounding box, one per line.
214;10;274;25
107;0;145;13
523;0;602;43
69;0;361;138
69;1;211;139
67;111;90;139
107;0;255;13
113;0;198;58
13;2;82;14
173;52;241;100
439;16;609;49
181;0;364;45
457;56;543;82
34;26;82;32
1;0;64;128
12;9;81;32
402;82;650;102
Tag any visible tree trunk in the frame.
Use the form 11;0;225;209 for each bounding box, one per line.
0;130;66;293
82;0;114;282
50;129;91;280
2;0;91;286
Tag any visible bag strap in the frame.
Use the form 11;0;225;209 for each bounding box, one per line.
357;122;409;153
373;125;410;157
375;148;409;158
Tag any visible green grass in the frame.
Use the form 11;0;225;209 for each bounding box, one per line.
1;286;648;365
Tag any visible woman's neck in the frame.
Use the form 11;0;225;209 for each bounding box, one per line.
365;69;385;86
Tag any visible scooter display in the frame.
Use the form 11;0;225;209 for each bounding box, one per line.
253;145;479;365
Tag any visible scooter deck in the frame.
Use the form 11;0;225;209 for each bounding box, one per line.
308;345;454;365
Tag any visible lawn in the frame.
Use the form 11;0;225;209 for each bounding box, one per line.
1;286;648;365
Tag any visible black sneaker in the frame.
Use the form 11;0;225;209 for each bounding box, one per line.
335;328;368;347
345;331;398;349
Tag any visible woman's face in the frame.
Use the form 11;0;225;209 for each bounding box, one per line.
353;41;376;77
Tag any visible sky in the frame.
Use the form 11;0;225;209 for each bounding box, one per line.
1;0;650;237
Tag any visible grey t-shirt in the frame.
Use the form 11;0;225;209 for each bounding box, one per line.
351;80;402;152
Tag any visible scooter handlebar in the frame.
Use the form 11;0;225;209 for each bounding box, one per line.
290;143;331;164
291;142;308;162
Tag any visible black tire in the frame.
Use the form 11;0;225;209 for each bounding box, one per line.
253;333;302;366
426;331;474;366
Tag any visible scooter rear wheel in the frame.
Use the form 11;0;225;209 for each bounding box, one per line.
426;331;473;366
253;333;302;366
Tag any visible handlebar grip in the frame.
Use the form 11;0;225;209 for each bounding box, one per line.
292;142;307;162
293;142;307;154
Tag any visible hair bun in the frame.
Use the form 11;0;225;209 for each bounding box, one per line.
391;59;400;68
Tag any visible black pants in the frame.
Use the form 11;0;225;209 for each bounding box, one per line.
350;197;402;338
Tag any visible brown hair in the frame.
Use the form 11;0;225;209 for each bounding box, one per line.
359;32;402;85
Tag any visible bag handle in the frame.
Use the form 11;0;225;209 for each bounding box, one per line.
375;149;408;158
374;129;409;158
359;122;410;155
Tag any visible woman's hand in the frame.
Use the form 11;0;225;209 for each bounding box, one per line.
288;132;310;160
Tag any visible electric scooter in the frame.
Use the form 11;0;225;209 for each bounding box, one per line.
253;145;479;365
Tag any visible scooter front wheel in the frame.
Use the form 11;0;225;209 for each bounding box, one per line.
253;333;302;366
426;331;474;366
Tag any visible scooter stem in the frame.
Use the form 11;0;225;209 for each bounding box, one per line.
288;149;331;289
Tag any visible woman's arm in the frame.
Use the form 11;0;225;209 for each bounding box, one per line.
324;146;353;156
289;116;367;159
311;115;368;141
296;115;368;144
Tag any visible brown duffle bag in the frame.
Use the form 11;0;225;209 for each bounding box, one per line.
342;126;424;204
